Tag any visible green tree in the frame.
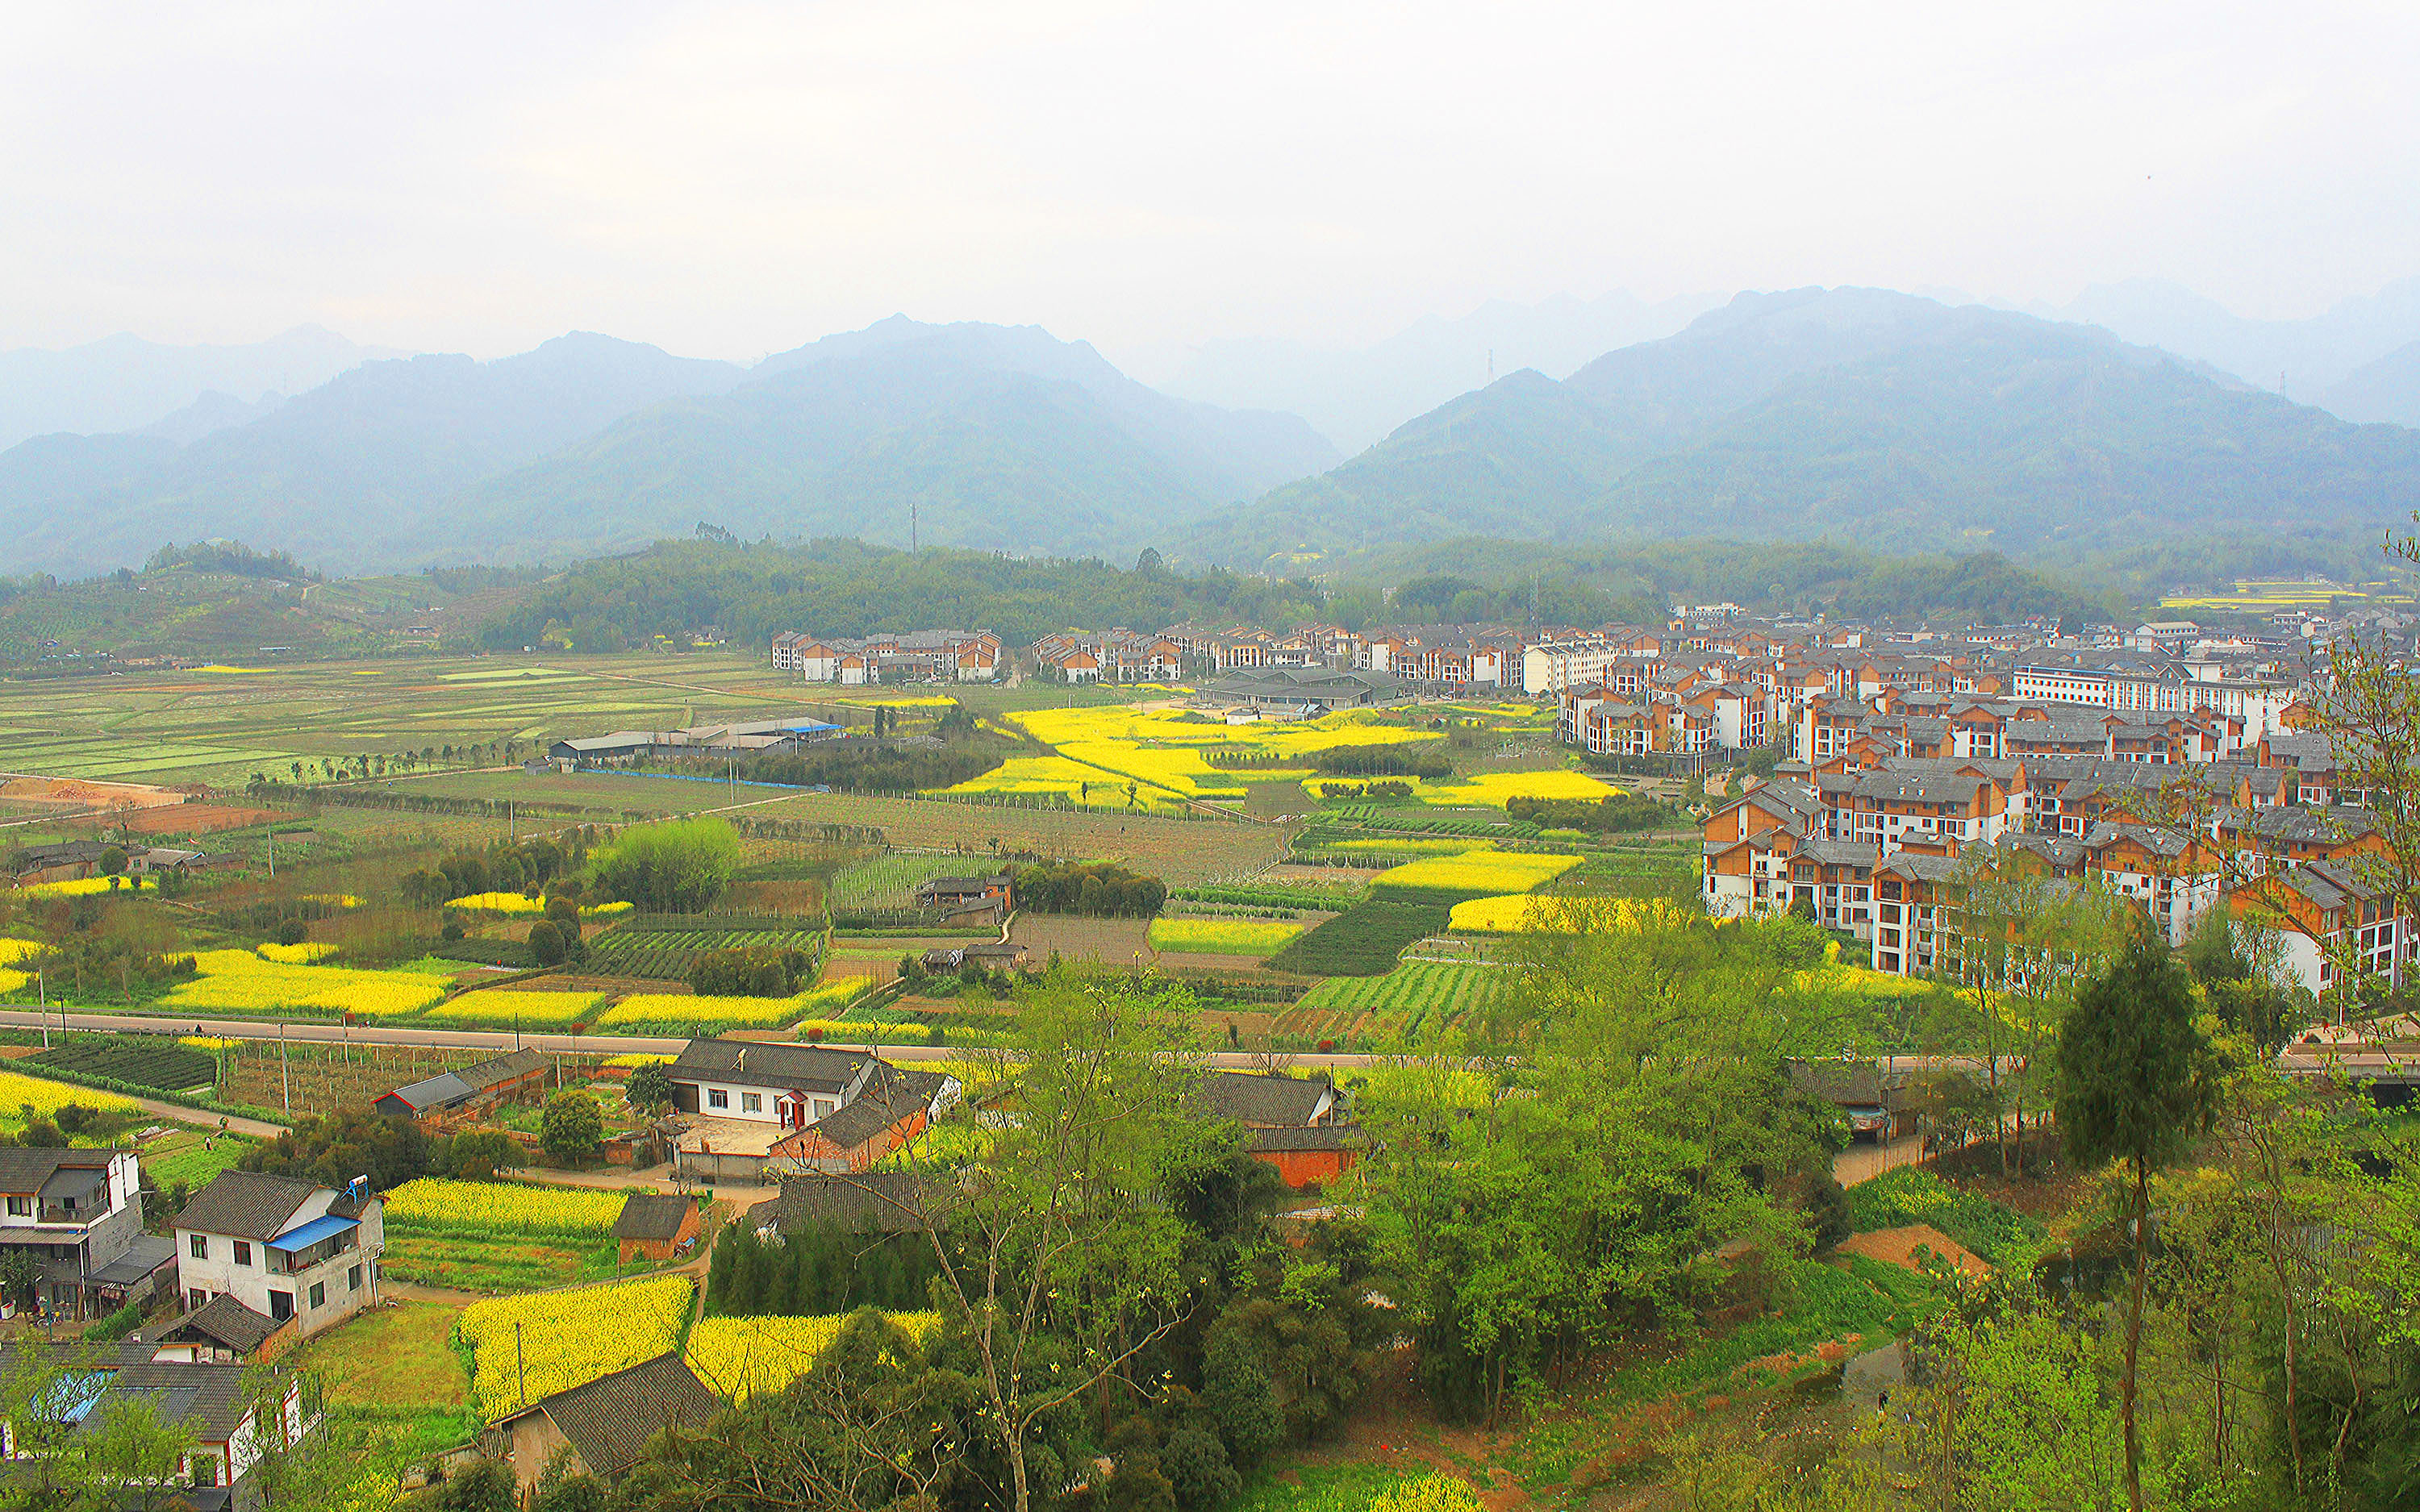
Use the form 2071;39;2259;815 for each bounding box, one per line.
624;1060;676;1114
588;818;741;913
97;847;126;877
2055;927;2213;1512
446;1130;517;1181
526;919;567;966
541;1090;603;1164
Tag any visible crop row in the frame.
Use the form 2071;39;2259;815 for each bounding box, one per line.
1293;963;1504;1043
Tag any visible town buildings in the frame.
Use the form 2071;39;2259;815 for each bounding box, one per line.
771;630;1003;683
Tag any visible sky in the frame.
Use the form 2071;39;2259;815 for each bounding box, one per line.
3;0;2417;370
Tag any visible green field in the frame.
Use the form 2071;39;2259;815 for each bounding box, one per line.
1291;961;1505;1043
1266;899;1454;976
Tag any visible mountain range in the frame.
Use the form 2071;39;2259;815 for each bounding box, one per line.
0;325;403;452
0;319;1336;577
1164;287;2420;572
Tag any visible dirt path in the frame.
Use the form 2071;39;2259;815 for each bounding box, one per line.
1838;1223;1988;1278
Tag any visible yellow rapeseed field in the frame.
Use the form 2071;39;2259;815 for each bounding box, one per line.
385;1177;625;1239
683;1312;942;1401
162;950;447;1018
256;942;339;964
1375;851;1579;897
418;990;606;1026
596;993;809;1031
1448;893;1701;933
19;877;131;898
462;1275;692;1418
443;893;632;917
944;756;1194;811
0;1070;139;1119
0;939;46;965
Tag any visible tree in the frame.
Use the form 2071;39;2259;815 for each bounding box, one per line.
624;1060;676;1114
97;848;126;877
446;1131;516;1181
526;920;567;966
885;970;1200;1512
588;818;741;913
2055;927;2213;1512
541;1090;603;1164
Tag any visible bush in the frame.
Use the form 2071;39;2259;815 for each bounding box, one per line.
446;1131;517;1181
687;947;812;998
81;1300;142;1343
1012;860;1166;918
244;1107;435;1192
540;1089;603;1163
1158;1428;1240;1511
275;918;309;947
624;1060;676;1113
589;818;741;913
526;920;567;966
1505;794;1674;833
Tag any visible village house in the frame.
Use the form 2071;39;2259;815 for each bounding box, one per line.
495;1353;720;1498
373;1047;552;1123
173;1170;384;1341
0;1148;169;1321
611;1193;703;1264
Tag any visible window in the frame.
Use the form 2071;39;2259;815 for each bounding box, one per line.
268;1291;293;1322
189;1235;208;1260
4;1197;26;1218
233;1242;252;1268
188;1289;209;1312
348;1264;363;1292
309;1282;326;1309
740;1092;761;1114
707;1089;728;1110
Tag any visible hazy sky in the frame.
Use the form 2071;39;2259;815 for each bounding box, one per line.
4;1;2415;369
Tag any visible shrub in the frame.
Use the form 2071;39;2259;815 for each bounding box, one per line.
687;947;812;998
589;818;741;913
541;1090;603;1164
446;1131;518;1181
526;920;567;966
624;1060;676;1113
275;918;309;947
1012;860;1166;918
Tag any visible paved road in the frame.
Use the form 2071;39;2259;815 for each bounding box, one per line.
0;1006;1394;1070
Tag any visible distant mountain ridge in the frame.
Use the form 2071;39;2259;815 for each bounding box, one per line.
0;319;1337;577
1166;287;2420;571
0;324;403;452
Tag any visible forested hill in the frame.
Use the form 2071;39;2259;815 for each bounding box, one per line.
471;536;2130;654
1166;286;2420;573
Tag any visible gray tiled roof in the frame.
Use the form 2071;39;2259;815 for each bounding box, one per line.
758;1173;943;1235
669;1041;869;1094
611;1194;695;1242
519;1354;720;1480
174;1171;318;1242
0;1148;123;1194
161;1292;282;1353
1190;1072;1333;1127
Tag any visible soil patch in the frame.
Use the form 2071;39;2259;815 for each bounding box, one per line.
122;803;277;835
1840;1224;1988;1278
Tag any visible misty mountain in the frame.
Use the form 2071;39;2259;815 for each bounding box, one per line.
0;319;1336;577
135;389;290;445
429;319;1339;569
2045;277;2420;399
0;333;750;577
1167;287;2420;571
2324;339;2420;428
0;324;401;452
1147;290;1724;452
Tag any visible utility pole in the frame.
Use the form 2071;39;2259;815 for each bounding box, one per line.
266;827;274;879
278;1023;290;1112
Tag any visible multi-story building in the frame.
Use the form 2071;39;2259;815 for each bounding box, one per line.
0;1148;165;1320
173;1171;384;1342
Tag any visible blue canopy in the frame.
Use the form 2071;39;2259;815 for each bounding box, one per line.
267;1214;358;1252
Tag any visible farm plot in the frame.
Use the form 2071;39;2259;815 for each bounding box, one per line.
685;1312;942;1402
739;792;1289;884
1371;851;1579;898
25;1036;217;1093
223;1042;493;1119
1145;918;1302;957
1266;900;1455;977
1008;914;1151;961
1287;962;1504;1044
586;926;824;983
161;949;449;1019
461;1275;693;1418
383;1177;636;1293
417;989;607;1027
828;852;979;910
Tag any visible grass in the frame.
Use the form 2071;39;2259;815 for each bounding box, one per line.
1223;1464;1426;1512
379;1229;625;1293
140;1130;259;1189
1147;918;1304;956
287;1300;467;1409
1846;1168;2052;1269
1510;1254;1938;1489
1266;900;1454;977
